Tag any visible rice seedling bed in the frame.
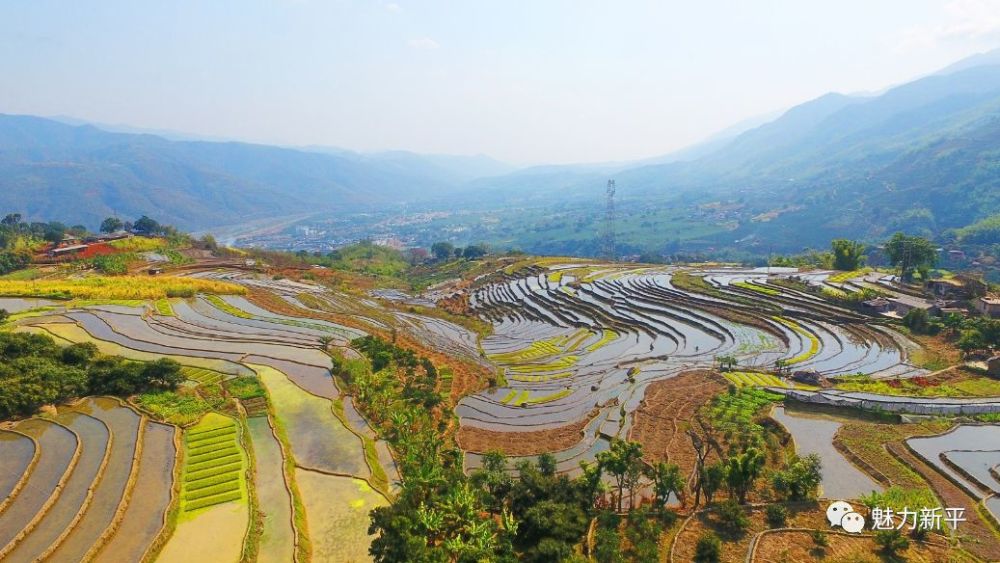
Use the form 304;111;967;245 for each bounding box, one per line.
723;371;789;388
181;366;226;385
180;413;247;514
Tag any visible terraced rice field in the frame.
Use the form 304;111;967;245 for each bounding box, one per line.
158;413;250;563
247;415;296;563
459;264;923;471
0;399;181;563
295;470;388;563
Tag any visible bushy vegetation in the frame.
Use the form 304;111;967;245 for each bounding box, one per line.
0;332;183;418
0;275;244;300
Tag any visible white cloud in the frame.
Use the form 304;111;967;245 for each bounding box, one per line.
895;0;1000;53
385;3;402;13
408;37;440;50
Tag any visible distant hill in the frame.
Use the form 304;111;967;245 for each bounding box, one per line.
463;52;1000;252
0;115;506;230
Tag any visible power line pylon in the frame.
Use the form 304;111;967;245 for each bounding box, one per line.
602;179;616;261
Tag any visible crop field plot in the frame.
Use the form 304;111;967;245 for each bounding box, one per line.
295;470;388;563
180;413;248;514
458;263;925;470
159;413;249;563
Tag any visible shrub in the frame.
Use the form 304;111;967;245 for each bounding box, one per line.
693;532;721;563
765;504;787;528
874;529;909;555
810;530;828;547
716;499;749;533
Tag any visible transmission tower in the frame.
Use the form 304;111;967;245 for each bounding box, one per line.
602;179;616;261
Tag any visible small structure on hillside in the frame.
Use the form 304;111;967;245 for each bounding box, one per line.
861;297;891;314
889;296;941;317
976;296;1000;318
988;356;1000;378
927;278;970;300
792;370;825;386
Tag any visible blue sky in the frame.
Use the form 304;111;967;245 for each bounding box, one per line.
1;0;999;164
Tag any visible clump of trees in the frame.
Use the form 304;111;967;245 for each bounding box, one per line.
430;241;490;261
0;332;183;419
831;239;866;271
884;232;937;281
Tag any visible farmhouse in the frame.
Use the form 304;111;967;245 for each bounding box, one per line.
888;295;941;317
927;278;969;299
976;296;1000;318
861;297;891;314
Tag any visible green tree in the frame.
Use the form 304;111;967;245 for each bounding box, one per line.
771;453;822;501
470;450;513;515
831;239;866;271
884;232;937;281
646;461;684;510
1;213;21;227
463;244;488;259
100;217;124;233
597;439;644;512
430;242;454;261
724;448;765;504
700;462;726;506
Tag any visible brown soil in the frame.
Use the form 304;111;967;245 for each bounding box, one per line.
456;408;600;456
628;370;726;485
671;502;827;563
752;529;963;563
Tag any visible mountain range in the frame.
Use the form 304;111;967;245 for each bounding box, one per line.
1;48;999;251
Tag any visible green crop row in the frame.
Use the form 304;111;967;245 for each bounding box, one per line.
186;472;240;491
184;490;243;512
189;453;241;473
185;461;243;483
188;445;239;465
185;480;241;502
188;426;236;445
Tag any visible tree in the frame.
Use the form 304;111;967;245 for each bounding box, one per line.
884;232;937;281
693;532;721;563
831;239;866;271
646;461;684;510
771;454;822;501
716;499;749;532
463;244;488;260
700;462;726;506
724;448;765;504
902;308;936;335
0;309;8;324
430;242;454;261
132;215;161;235
1;213;21;227
43;222;67;243
597;439;643;512
100;217;124;233
471;450;512;515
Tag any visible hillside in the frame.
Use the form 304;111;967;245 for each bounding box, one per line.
0;115;497;230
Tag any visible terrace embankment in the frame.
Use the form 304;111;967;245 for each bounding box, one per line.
456;407;602;456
